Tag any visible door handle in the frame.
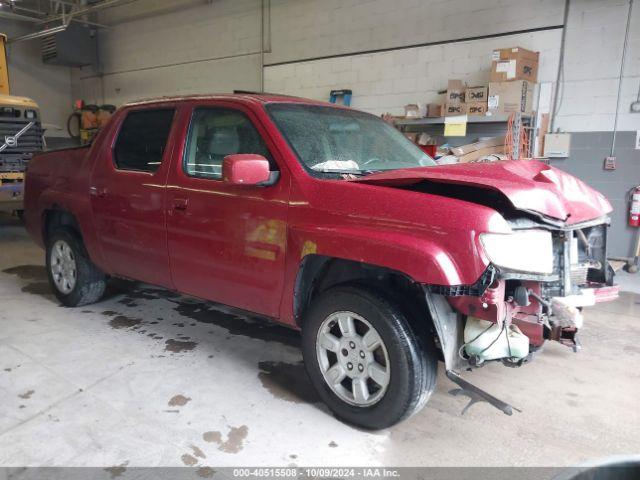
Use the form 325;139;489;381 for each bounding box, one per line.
173;198;189;210
90;186;107;198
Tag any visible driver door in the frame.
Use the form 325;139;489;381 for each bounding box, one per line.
165;103;290;317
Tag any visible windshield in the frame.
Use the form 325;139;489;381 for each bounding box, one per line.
266;103;436;177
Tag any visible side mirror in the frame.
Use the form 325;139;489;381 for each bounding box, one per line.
222;154;272;186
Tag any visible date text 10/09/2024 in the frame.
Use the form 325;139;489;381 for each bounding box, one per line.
232;468;400;478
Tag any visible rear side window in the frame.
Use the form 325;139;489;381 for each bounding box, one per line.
114;109;175;172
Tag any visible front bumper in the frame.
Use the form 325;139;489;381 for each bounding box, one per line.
436;217;617;365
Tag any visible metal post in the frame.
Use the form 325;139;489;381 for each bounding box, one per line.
512;112;522;159
610;0;634;157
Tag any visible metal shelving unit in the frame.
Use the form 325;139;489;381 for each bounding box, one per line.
395;113;537;159
395;114;522;126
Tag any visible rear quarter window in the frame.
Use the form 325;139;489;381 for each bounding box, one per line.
113;109;175;172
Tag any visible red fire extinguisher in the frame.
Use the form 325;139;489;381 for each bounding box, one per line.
630;186;640;227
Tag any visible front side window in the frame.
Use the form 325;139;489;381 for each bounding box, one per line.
184;108;274;179
267;103;435;177
113;109;175;172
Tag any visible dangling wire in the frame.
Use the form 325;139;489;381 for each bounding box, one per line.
458;320;508;361
458;322;494;360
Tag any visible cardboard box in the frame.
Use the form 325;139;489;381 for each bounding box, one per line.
426;103;444;117
404;104;420;118
451;136;506;157
444;102;467;116
491;47;539;82
488;80;535;115
458;145;506;163
467;102;488;116
446;79;466;103
466;86;488;102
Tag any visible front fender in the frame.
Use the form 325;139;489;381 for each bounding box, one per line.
278;223;489;324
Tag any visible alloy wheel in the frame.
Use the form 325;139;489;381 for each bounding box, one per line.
315;311;390;407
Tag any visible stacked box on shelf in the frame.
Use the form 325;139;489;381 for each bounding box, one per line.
465;86;488;116
488;46;539;116
444;79;466;116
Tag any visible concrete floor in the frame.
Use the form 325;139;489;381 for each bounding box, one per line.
0;212;639;468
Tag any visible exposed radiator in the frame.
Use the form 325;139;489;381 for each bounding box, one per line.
570;263;590;287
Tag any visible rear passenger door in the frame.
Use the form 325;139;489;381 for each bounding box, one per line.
90;107;177;288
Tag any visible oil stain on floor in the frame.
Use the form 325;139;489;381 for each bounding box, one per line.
171;299;300;348
181;453;198;466
190;445;206;459
18;389;34;400
2;265;53;299
168;394;191;407
103;461;128;479
165;339;197;353
196;467;215;478
21;282;52;297
202;425;249;454
109;315;143;330
2;265;47;281
258;361;320;404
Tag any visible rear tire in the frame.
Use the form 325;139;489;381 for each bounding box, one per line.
46;227;106;307
302;285;437;430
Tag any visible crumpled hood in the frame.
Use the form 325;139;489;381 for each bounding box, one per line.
353;160;612;225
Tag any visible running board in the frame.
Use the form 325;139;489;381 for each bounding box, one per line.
446;370;517;416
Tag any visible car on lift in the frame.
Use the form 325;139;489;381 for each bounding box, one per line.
23;93;618;429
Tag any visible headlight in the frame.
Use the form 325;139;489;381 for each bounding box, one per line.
25;110;36;119
480;230;553;274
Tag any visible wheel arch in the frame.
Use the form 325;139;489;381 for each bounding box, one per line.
43;207;83;243
293;255;435;338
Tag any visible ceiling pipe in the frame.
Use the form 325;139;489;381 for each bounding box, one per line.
7;24;66;43
0;9;41;22
35;0;139;25
10;4;48;17
7;0;130;43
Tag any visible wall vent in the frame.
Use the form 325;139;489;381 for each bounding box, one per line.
41;23;96;67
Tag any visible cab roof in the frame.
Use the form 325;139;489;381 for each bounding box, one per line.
0;94;39;109
123;92;336;109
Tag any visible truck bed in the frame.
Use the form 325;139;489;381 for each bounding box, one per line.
23;145;92;246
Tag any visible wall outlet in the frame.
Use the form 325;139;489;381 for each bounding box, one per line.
604;156;616;170
631;101;640;113
636;130;640;150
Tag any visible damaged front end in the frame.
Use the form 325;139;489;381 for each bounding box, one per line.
425;215;618;413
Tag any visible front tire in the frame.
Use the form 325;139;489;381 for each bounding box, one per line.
302;285;437;430
46;228;106;307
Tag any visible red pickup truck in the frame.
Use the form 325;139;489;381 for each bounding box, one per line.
24;93;618;429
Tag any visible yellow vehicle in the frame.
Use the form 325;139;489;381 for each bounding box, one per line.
0;34;44;217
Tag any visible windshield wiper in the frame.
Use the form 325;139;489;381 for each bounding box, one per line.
315;169;368;176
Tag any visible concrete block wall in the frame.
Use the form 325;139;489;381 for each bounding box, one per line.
554;0;640;132
558;131;638;258
264;0;639;134
266;0;563;65
71;0;639;133
264;29;562;116
72;0;263;105
552;0;639;258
